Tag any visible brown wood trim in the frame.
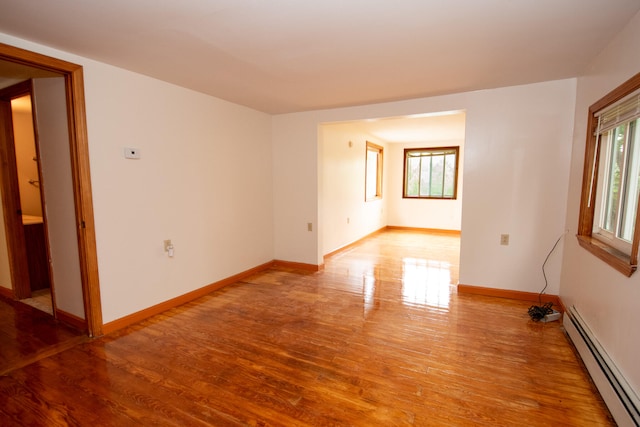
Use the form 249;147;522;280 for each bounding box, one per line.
324;226;387;259
457;284;564;312
55;309;87;332
577;111;598;238
67;67;103;337
102;261;276;335
0;42;103;336
0;80;32;98
0;286;14;299
0;94;31;300
0;43;81;74
273;260;323;272
576;235;635;277
589;71;640;113
385;226;461;235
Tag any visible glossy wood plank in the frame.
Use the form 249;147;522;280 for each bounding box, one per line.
0;295;86;376
0;230;614;426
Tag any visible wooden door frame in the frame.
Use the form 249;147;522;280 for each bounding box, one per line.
0;42;103;337
0;85;31;300
0;80;60;311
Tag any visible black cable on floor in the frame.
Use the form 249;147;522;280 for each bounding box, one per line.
528;301;554;321
528;232;564;321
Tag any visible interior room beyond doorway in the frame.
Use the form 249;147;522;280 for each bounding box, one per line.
320;111;466;258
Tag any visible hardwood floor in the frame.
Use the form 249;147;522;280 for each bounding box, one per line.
0;230;614;426
0;295;86;377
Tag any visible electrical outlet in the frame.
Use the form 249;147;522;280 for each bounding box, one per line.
164;239;172;251
500;234;510;245
307;222;313;232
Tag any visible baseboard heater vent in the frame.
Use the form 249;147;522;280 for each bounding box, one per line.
564;306;640;427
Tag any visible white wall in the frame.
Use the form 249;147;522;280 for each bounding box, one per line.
321;122;387;255
86;61;274;324
0;33;274;324
387;139;464;230
560;10;640;396
272;113;320;265
274;79;575;294
33;77;84;318
460;81;576;293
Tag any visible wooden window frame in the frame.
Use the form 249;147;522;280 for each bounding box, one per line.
402;146;459;200
577;71;640;277
365;141;383;201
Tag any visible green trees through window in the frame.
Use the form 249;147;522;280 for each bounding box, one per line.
403;147;459;199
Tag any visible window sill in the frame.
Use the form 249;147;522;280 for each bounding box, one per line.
402;196;457;200
577;235;636;277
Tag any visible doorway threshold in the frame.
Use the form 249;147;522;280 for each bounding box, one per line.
19;288;53;315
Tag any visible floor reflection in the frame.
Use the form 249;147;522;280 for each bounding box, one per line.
402;257;451;309
363;273;378;317
358;256;453;315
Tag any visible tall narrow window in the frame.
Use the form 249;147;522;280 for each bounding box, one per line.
403;147;459;199
365;142;383;201
595;120;640;252
578;72;640;276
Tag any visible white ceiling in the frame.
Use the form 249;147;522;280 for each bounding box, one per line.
0;1;638;115
328;111;466;144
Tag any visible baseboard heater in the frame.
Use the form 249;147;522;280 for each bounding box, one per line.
564;306;640;427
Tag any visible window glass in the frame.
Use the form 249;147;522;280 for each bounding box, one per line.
621;121;640;241
594;119;640;252
403;147;458;199
365;142;383;201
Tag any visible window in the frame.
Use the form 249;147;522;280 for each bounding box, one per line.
578;72;640;276
365;142;383;201
403;146;459;199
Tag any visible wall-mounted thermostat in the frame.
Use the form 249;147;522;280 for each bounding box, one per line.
124;147;141;159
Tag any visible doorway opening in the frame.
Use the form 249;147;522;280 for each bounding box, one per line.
0;43;103;337
320;110;466;255
319;110;466;309
9;92;53;314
